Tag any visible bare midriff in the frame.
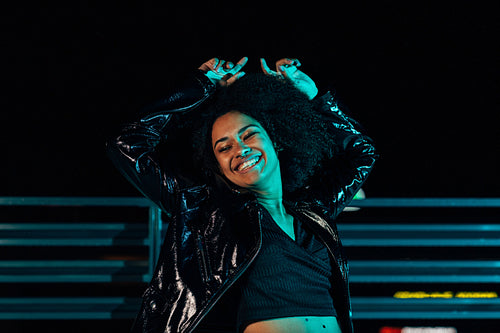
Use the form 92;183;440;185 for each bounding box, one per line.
243;316;341;333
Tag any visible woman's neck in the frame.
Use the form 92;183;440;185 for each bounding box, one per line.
257;194;286;217
252;169;290;224
256;192;295;240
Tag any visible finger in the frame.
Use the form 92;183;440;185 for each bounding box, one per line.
293;58;301;67
199;57;218;71
279;66;290;80
221;72;234;81
279;65;299;81
275;58;294;71
211;58;219;69
226;71;246;85
277;58;301;71
277;63;290;75
231;57;248;73
277;64;285;74
215;59;226;73
260;58;277;75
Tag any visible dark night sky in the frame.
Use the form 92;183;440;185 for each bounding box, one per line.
3;2;499;198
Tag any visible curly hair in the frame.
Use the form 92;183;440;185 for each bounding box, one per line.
175;73;336;195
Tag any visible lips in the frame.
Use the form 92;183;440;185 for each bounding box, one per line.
234;155;262;172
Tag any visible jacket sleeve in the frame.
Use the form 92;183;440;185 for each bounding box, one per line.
310;92;378;219
106;70;216;217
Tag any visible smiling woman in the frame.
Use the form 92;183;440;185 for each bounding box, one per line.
107;57;377;333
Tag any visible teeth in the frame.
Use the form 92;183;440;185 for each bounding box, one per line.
237;156;260;171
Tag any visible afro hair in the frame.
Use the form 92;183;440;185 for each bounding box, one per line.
187;73;337;194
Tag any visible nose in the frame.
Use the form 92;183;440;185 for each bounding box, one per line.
236;142;251;158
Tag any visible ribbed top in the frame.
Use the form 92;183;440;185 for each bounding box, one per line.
237;207;336;331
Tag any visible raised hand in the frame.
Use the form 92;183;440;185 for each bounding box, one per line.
199;57;248;87
260;58;318;100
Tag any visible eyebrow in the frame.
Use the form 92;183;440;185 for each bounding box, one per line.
213;124;260;150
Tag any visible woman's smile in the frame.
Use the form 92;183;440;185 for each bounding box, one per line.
233;154;263;173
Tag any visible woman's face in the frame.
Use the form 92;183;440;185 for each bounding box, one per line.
211;111;280;191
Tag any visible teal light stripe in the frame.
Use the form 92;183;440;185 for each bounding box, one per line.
350;260;500;268
0;197;152;207
0;275;150;283
350;198;500;208
349;275;500;283
1;197;499;208
0;239;148;246
0;297;134;304
341;239;500;246
0;223;146;230
0;260;148;267
351;297;500;319
337;224;500;231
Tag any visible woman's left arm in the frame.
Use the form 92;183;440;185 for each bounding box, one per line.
315;92;378;218
261;58;377;217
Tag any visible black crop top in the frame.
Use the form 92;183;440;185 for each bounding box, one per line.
236;207;337;331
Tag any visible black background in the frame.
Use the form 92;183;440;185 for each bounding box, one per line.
3;1;499;198
2;2;500;332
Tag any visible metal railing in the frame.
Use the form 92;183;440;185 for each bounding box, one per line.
0;196;499;320
0;196;162;278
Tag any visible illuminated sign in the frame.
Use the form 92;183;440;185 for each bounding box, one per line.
380;327;457;333
393;291;498;299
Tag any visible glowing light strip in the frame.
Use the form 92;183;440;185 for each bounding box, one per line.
393;291;498;299
380;328;457;333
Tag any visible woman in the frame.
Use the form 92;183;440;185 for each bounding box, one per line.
107;57;377;333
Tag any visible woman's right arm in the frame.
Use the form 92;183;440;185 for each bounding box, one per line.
106;58;247;217
106;70;216;217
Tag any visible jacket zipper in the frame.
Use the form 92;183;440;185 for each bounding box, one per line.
185;210;263;333
196;234;212;283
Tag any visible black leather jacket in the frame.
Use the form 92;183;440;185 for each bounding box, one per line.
107;70;377;333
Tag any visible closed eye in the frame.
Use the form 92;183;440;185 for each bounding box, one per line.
215;131;259;153
218;145;232;153
243;132;258;140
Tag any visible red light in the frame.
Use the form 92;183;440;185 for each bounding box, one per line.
380;327;402;333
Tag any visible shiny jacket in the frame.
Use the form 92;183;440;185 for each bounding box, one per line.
107;70;377;333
